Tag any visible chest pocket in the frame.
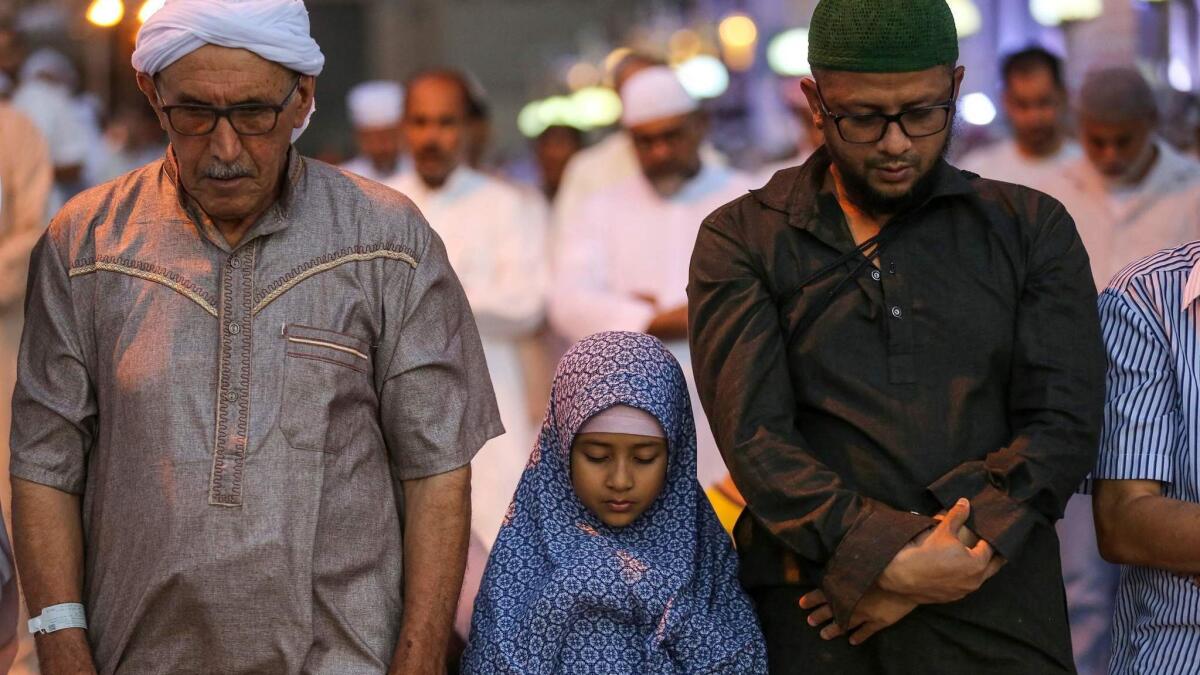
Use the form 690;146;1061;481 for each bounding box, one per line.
280;323;375;453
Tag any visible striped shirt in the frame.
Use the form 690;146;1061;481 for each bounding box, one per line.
1095;240;1200;674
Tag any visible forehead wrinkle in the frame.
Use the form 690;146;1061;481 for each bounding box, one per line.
158;46;291;106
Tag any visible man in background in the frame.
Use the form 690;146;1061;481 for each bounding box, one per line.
341;79;407;184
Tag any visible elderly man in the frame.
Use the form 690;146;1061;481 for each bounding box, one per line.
959;47;1080;186
688;0;1105;672
550;65;752;490
386;69;546;601
340;79;407;184
1048;66;1200;289
10;2;500;674
1091;241;1200;674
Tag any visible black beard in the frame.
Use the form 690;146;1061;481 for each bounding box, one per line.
828;129;954;217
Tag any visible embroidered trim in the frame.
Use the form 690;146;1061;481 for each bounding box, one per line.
69;257;219;318
252;244;419;316
286;336;369;360
209;241;257;507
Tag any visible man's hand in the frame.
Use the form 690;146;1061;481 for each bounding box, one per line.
876;499;1003;604
646;304;689;341
799;586;918;646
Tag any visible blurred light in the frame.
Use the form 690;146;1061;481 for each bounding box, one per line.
1030;0;1102;26
675;55;729;100
1169;57;1193;92
566;61;601;91
137;0;163;22
518;100;547;138
718;14;758;50
961;92;997;126
668;29;703;65
86;0;124;27
767;28;811;77
947;0;982;38
571;86;622;128
603;47;633;83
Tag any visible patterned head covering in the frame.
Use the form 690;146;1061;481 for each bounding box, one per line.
462;331;767;674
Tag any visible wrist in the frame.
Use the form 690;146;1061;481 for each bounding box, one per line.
34;628;95;675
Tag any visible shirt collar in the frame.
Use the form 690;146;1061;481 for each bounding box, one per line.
1181;257;1200;312
750;145;976;234
163;145;304;250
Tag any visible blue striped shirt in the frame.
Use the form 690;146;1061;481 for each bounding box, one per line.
1095;240;1200;674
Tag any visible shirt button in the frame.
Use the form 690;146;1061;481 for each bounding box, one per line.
891;306;903;318
871;269;882;282
228;321;242;335
229;257;241;269
225;389;239;403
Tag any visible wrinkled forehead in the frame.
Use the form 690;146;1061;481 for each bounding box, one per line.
156;44;293;103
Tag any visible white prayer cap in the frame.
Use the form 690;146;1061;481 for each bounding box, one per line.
619;66;698;127
131;0;325;77
347;80;403;129
20;48;77;88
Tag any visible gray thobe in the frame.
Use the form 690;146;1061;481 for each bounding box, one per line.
10;149;502;674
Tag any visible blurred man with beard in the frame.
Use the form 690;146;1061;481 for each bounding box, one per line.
1048;66;1200;290
549;65;753;491
386;69;548;642
688;0;1105;672
340;79;407;184
959;47;1080;187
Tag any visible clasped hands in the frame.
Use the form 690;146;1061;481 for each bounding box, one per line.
799;498;1006;646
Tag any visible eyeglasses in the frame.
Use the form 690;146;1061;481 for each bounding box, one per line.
816;83;954;144
157;77;301;137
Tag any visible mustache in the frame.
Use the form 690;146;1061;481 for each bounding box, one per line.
202;161;255;180
415;146;448;161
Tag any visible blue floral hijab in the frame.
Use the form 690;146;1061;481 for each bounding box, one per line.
462;331;767;674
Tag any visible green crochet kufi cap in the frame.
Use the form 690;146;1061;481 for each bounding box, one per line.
808;0;959;73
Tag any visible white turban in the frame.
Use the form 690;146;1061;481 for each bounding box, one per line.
131;0;325;141
619;66;698;128
347;80;404;129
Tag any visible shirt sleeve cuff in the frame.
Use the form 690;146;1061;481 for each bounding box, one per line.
822;504;935;628
10;460;84;495
927;473;1041;562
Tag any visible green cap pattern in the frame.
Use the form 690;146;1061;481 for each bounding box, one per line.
808;0;959;73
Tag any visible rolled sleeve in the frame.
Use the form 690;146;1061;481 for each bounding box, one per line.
10;230;96;494
377;231;503;481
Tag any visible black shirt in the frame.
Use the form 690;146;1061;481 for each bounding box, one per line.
688;148;1104;673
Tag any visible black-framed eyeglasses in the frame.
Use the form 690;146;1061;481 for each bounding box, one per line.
157;77;301;136
816;83;955;144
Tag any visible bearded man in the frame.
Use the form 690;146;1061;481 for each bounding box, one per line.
10;1;500;673
687;0;1106;672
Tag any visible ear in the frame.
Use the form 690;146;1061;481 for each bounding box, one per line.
293;75;316;130
799;77;826;130
952;65;966;101
134;71;169;133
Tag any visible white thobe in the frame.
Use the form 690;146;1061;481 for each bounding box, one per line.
549;163;754;489
387;167;548;549
958;138;1082;190
340;155;409;186
1045;140;1200;289
12;80;95;214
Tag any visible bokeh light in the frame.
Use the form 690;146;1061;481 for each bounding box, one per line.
767;28;811;77
675;55;730;100
86;0;124;27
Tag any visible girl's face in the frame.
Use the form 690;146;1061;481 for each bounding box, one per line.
570;431;668;528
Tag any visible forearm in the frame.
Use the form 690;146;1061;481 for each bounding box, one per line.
390;465;471;675
12;478;95;675
1094;482;1200;575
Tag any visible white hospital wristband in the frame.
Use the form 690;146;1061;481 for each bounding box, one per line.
27;603;87;634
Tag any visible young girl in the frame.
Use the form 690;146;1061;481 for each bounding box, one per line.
462;331;767;673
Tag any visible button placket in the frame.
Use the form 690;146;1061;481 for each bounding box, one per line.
877;254;916;384
209;243;257;506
